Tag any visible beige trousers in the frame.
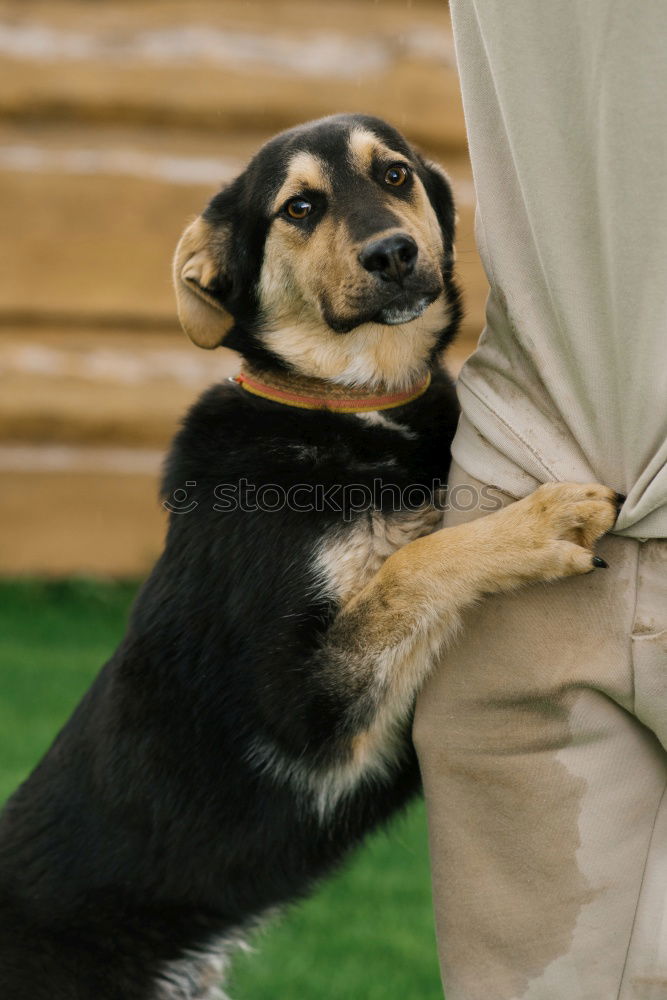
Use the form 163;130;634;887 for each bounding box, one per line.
414;462;667;1000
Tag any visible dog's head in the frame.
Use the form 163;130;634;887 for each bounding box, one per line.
174;114;460;388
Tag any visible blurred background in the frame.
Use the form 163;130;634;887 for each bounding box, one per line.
0;2;486;996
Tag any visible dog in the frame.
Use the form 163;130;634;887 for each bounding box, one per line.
0;114;619;999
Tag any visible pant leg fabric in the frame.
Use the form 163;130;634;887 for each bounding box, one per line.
414;463;667;1000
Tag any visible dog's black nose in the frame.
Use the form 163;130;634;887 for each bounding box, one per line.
358;233;418;284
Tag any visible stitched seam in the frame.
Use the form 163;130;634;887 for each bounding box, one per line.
457;374;560;480
627;544;643;716
616;779;667;999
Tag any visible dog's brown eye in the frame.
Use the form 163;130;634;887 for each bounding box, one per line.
285;198;312;220
384;164;409;187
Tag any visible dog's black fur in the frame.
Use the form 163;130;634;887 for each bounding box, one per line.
0;115;461;998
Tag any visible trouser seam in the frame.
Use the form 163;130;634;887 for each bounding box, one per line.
616;779;667;999
627;541;642;717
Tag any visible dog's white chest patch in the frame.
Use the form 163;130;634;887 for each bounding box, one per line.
317;505;444;606
353;410;417;439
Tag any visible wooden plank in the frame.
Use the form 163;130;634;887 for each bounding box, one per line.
0;0;466;152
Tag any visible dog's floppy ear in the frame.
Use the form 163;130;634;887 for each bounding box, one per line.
173;215;235;350
416;155;457;252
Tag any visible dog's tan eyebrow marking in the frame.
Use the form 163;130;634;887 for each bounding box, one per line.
272;151;331;213
347;127;409;174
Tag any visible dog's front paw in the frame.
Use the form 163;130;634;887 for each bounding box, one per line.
500;482;621;582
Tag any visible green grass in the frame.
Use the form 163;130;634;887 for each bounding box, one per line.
0;579;443;999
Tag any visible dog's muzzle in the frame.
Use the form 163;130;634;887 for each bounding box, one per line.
354;231;441;326
358;233;418;286
321;232;442;332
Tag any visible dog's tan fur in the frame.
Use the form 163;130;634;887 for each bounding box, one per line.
260;299;451;391
269;151;333;212
258;131;449;389
173;128;452;389
173;216;235;349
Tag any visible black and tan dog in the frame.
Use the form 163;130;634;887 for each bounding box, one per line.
0;114;618;999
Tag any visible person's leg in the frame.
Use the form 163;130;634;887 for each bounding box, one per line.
414;463;667;1000
619;539;667;999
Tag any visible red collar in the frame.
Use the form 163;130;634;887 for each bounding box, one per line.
233;369;431;413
